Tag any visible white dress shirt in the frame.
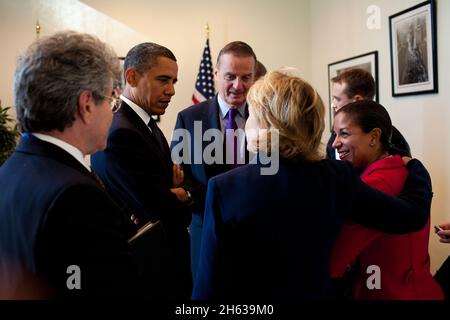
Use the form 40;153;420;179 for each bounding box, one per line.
120;94;153;133
32;133;91;172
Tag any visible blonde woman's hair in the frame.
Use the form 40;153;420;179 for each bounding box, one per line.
246;70;325;162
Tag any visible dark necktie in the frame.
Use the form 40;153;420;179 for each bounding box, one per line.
224;108;239;167
148;117;166;151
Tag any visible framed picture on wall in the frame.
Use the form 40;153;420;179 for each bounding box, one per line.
327;51;379;131
389;0;438;97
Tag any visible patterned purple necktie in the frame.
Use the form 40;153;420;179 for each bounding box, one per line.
225;108;239;167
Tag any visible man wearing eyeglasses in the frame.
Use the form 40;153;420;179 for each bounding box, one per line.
102;94;121;113
0;31;141;298
91;42;192;300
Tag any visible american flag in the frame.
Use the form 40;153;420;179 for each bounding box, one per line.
192;38;215;104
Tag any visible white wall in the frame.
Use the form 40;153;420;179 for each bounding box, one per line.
311;0;450;272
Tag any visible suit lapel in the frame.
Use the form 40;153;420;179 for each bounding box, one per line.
16;135;92;178
204;96;221;131
118;103;172;177
118;103;154;144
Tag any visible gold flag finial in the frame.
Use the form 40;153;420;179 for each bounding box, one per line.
205;23;210;39
35;19;41;37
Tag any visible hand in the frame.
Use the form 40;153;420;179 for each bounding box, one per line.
172;163;184;187
170;187;189;202
437;222;450;243
402;156;412;166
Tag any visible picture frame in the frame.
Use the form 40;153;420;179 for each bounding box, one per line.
389;0;438;97
327;51;379;131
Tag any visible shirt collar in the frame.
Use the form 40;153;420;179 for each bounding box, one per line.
120;94;151;126
217;94;246;120
32;133;91;172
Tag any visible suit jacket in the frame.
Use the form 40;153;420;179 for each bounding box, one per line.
330;155;443;300
170;96;249;216
0;135;139;298
326;126;412;159
91;101;192;298
192;158;432;300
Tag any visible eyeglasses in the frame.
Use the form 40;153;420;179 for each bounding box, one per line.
100;95;121;113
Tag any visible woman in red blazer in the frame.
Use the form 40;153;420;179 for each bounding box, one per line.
330;100;443;300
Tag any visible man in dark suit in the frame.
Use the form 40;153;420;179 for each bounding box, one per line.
0;31;139;298
171;41;257;279
326;68;411;159
91;43;192;299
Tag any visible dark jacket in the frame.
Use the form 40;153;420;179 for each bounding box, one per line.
91;102;192;299
193;158;432;300
0;135;139;298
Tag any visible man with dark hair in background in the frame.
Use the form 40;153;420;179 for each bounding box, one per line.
326;68;411;160
171;41;257;280
254;60;267;81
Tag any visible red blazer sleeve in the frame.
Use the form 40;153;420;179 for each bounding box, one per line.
330;156;408;278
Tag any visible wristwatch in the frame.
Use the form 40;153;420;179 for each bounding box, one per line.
185;189;194;205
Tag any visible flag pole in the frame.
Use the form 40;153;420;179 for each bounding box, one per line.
35;19;41;38
205;23;209;40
